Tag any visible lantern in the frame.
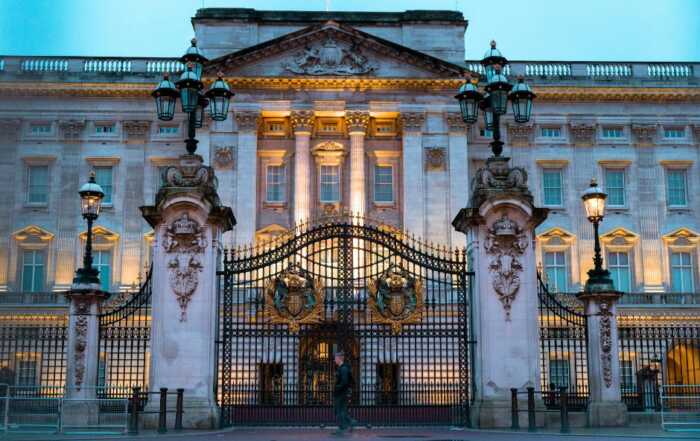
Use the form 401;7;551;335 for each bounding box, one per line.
180;38;208;80
79;172;105;219
581;178;607;222
480;97;495;130
455;78;483;124
193;94;209;128
480;40;508;82
151;74;179;121
175;65;203;113
485;67;512;116
509;76;536;123
205;74;234;121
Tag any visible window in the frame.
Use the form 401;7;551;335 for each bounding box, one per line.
479;128;493;138
670;252;694;293
93;250;112;292
608;251;631;292
549;358;570;389
94;166;113;204
602;127;624;138
265;165;286;203
30;123;51;135
664;128;685;139
266;121;284;133
16;358;38;387
21;250;45;292
27;165;49;204
321;122;339;133
620;360;636;393
95;124;115;134
541;127;561;138
544;251;568;292
666;169;688;207
374;165;393;203
542;169;563;206
374;120;396;135
605;169;626;206
158;126;178;135
319;165;340;203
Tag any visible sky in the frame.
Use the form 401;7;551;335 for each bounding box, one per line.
0;0;698;61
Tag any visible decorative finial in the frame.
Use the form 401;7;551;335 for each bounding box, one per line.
516;74;525;82
162;72;170;80
590;177;598;186
217;71;224;79
88;171;96;182
191;38;197;46
490;40;497;49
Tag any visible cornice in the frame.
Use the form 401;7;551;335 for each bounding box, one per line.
1;80;700;103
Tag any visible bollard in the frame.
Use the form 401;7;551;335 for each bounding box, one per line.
510;388;519;430
129;387;140;435
559;386;569;434
158;388;168;434
175;388;184;431
527;387;536;432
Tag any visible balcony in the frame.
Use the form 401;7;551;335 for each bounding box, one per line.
553;291;699;307
0;292;68;306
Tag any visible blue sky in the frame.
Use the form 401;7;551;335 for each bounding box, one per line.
1;0;698;61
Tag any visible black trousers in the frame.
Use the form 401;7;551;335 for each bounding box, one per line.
333;393;352;430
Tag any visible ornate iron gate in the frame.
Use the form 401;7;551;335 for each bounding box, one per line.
97;269;152;396
218;217;473;426
537;273;589;409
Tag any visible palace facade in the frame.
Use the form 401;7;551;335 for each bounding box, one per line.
0;8;699;424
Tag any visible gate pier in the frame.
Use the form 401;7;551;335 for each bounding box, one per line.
453;156;548;428
141;154;235;429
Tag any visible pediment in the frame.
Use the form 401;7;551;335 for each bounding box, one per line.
12;225;54;242
205;21;466;79
662;227;700;246
600;227;639;247
537;227;576;245
79;225;120;243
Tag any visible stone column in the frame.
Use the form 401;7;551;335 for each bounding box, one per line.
291;111;314;224
446;113;469;248
141;154;235;428
345;111;370;217
0;119;20;291
453;156;548;428
234;112;258;246
400;112;426;236
577;291;628;426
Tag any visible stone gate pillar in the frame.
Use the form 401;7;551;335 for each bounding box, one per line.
141;154;235;428
453;156;547;428
577;291;628;426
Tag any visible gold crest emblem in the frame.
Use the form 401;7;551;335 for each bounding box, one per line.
367;265;424;334
264;264;324;333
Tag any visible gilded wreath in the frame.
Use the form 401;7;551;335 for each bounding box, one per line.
264;264;324;333
367;265;424;334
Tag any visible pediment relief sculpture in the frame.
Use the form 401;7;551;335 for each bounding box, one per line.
283;37;375;76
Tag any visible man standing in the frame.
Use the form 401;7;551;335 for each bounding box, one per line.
332;351;354;436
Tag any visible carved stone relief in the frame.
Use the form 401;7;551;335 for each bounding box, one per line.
445;112;467;133
483;213;529;320
424;147;446;171
213;145;235;169
290;110;315;133
235;112;259;131
283;37;375;76
345;111;370;134
599;300;613;388
123;120;151;139
507;124;533;146
59;120;85;140
631;124;657;146
72;299;90;392
399;112;425;132
162;213;208;321
569;123;596;146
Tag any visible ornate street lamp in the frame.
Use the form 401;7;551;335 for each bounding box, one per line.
151;39;234;155
73;172;104;286
581;178;616;293
455;41;536;157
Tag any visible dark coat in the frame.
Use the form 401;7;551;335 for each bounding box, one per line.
334;361;353;398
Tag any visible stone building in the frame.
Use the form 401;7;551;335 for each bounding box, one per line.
0;7;698;428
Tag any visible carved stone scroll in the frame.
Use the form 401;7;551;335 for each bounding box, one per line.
599;300;613;388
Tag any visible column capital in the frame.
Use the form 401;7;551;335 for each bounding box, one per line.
123;120;151;138
235;111;260;131
399;112;426;132
445;112;467;133
568;122;597;146
507;123;534;147
631;123;658;147
59;119;86;141
291;110;314;134
345;111;370;134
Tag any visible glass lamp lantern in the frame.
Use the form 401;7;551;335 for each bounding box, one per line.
180;38;208;80
509;76;536;123
480;97;495;130
582;178;607;222
79;172;105;219
485;67;512;116
175;65;204;113
455;78;483;124
193;94;209;128
205;74;234;121
151;74;179;121
481;40;508;83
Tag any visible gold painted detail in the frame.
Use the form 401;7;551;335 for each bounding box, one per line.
264;264;324;333
367;264;424;334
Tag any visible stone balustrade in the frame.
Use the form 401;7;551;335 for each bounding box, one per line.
553;291;700;307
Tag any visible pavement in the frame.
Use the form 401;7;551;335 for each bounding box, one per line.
1;425;699;441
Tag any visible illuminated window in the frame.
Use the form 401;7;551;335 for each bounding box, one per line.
30;123;51;134
374;165;393;203
605;169;626;207
266;165;286;203
602;127;624;138
544;251;567;292
319;166;340;203
549;358;570;389
608;251;631;292
664;128;685;138
95;124;115;134
93;250;112;292
27;165;49;204
158;125;178;135
670;252;694;293
94;166;113;204
666;169;688;207
21;250;45;292
542;169;563;206
321;122;338;133
541;127;561;138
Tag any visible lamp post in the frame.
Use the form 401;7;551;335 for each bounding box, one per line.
455;41;536;157
581;178;617;293
151;39;234;156
73;172;104;286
